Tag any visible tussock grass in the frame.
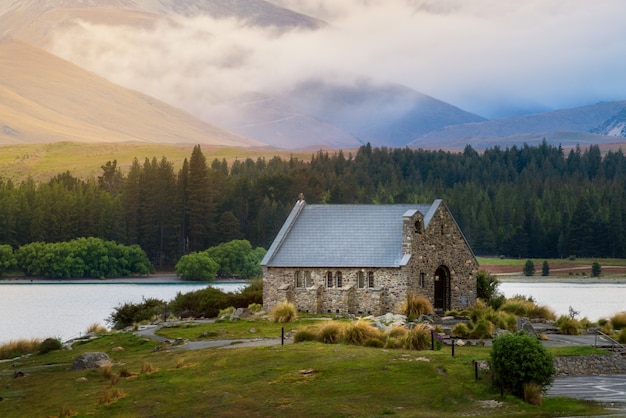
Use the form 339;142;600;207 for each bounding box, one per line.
0;338;42;359
98;388;126;405
523;381;543;406
85;322;108;335
317;321;344;344
556;316;582;335
140;361;157;374
343;320;381;346
271;301;297;323
403;324;431;350
401;293;433;319
293;328;318;343
610;311;626;329
57;406;78;417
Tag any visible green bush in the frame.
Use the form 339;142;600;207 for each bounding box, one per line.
169;287;230;318
591;262;601;277
555;315;582;335
363;338;384;348
451;323;470;338
470;319;494;339
617;328;626;344
491;332;555;398
108;297;167;329
293;329;318;343
175;252;219;281
38;337;63;354
476;270;500;302
523;260;535;276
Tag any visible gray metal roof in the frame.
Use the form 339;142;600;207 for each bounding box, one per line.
262;201;438;268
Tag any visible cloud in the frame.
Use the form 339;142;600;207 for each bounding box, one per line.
50;0;626;119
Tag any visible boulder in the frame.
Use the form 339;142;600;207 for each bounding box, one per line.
71;352;110;371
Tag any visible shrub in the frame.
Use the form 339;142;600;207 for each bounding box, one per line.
451;323;471;338
476;270;500;302
248;303;262;313
39;337;63;354
108;297;167;329
317;321;344;344
218;306;235;319
140;361;157;374
401;293;433;320
294;329;318;343
467;299;489;323
403;324;430;350
174;251;219;281
610;311;626;329
169;286;230;318
364;338;384;348
271;301;297;323
491;332;555;398
556;316;582;335
343;320;381;346
591;262;601;277
493;311;517;332
470;319;494;339
541;260;550;277
86;323;108;335
617;328;626;344
386;325;409;339
529;304;556;321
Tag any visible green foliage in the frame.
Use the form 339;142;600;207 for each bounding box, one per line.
491;332;555;398
175;251;219;281
0;244;16;276
108;297;167;329
617;328;626;344
591;261;601;277
476;270;499;302
14;238;153;279
610;311;626;329
523;259;535;276
470;319;494;339
205;240;266;279
451;323;471;338
541;260;550;276
555;315;582;335
38;337;62;354
169;287;230;318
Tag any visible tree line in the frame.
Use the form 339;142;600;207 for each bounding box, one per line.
1;141;625;264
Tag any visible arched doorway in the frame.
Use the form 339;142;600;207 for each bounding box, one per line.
434;265;451;311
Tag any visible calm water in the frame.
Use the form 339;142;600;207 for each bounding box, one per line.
499;281;626;321
0;281;245;344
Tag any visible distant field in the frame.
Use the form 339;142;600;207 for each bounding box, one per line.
478;257;626;277
0;142;319;183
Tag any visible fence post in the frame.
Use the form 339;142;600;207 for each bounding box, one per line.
451;339;455;357
431;330;435;350
281;327;284;346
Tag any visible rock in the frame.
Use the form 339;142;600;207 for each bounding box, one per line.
111;346;124;352
71;352;110;371
75;377;88;383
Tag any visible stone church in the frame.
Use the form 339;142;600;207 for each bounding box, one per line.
261;197;479;316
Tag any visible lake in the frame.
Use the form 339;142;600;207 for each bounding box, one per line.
0;280;245;345
499;280;626;321
1;280;625;345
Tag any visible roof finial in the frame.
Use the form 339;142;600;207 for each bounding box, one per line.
298;192;305;201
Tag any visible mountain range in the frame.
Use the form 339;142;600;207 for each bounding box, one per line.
1;0;626;151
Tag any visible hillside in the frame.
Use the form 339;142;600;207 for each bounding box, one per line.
0;40;260;147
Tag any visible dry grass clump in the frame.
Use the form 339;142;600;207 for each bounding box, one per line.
86;322;109;335
403;324;431;350
451;323;471;338
57;406;78;417
271;301;298;323
499;296;555;321
523;381;543;406
100;363;114;380
617;328;626;344
610;311;626;329
343;320;382;345
317;321;345;344
140;361;157;374
529;304;556;321
555;316;582;335
401;293;433;319
293;328;318;343
98;388;126;405
0;338;42;359
118;367;134;377
384;325;408;349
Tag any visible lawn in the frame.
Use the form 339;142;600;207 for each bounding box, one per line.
0;331;610;417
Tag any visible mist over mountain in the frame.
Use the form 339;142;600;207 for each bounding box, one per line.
2;1;626;150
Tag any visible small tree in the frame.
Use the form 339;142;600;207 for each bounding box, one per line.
523;260;535;277
541;260;550;276
491;332;555;399
591;261;601;277
476;270;500;302
0;244;16;277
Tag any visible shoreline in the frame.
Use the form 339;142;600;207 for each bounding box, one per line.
0;274;250;285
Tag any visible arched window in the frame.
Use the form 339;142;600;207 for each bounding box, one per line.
336;271;343;288
305;271;312;287
295;271;303;288
357;271;365;288
368;271;374;288
326;271;333;288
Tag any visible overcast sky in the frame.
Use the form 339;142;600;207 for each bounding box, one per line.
51;0;626;119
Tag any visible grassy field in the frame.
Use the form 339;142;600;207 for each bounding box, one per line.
0;142;319;183
0;327;610;417
478;257;626;278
